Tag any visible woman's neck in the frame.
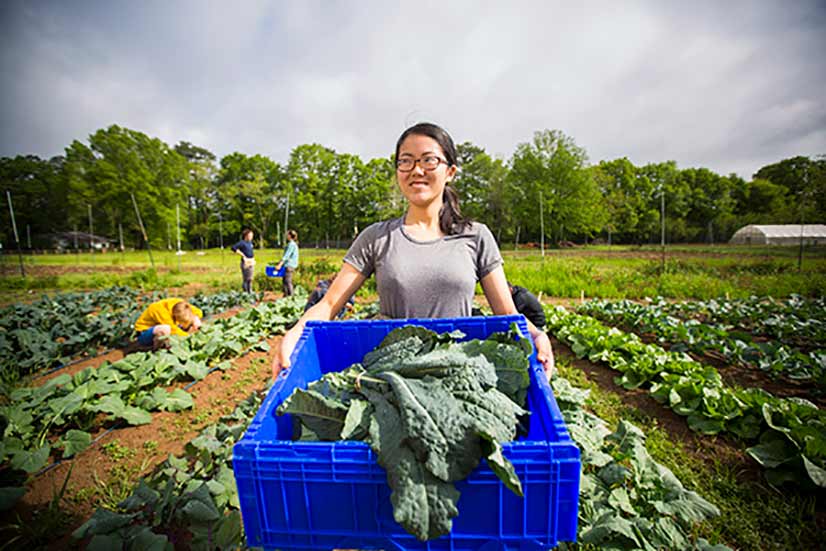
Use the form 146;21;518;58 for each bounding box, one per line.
404;201;443;238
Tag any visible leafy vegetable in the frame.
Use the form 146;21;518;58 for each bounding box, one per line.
278;324;531;541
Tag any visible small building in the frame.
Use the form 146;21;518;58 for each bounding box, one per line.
50;231;115;251
729;224;826;246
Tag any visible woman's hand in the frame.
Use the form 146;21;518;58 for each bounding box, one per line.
271;326;302;379
533;331;556;379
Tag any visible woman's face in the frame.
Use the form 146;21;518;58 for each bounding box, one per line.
396;134;456;209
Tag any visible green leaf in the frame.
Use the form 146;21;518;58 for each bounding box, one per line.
180;485;220;522
363;387;460;541
60;429;92;458
214;510;243;549
276;388;348;441
340;399;372;440
479;431;522;497
128;526;171;551
11;443;51;474
163;389;194;412
119;479;160;511
73;508;137;539
802;456;826;488
120;406;153;425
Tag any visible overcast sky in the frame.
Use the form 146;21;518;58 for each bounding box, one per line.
1;0;824;179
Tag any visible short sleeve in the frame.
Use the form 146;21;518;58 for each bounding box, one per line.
343;223;378;277
475;223;504;280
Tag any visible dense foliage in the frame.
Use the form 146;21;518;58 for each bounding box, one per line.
0;287;162;384
577;298;826;390
546;306;826;489
0;292;306;509
2;125;823;250
0;288;267;385
552;377;729;551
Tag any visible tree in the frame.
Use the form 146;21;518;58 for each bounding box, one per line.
216;153;283;248
63;125;190;249
508;130;604;244
0;155;67;248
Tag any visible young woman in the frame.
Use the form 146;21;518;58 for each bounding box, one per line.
271;122;553;377
275;229;299;297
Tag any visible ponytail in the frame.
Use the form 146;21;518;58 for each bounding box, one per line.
439;184;471;235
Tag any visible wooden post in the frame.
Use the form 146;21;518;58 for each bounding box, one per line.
5;191;25;276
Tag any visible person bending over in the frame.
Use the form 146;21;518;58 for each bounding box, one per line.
134;298;203;349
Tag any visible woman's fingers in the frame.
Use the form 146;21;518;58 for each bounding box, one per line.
533;332;556;380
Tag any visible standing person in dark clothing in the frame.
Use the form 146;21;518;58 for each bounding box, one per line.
508;281;545;329
231;228;255;293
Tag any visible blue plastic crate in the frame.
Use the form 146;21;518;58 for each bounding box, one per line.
265;265;286;277
233;315;581;550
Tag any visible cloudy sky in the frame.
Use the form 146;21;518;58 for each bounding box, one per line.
1;0;824;179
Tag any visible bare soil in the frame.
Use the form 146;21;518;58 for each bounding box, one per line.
3;332;282;549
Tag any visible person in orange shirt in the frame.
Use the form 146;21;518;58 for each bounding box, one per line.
134;298;203;349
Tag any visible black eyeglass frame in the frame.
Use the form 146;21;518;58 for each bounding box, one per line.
395;156;450;172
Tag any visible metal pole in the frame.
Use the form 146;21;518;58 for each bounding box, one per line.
167;222;171;250
74;223;79;261
118;223;124;252
176;204;181;272
26;224;31;250
6;191;25;276
130;193;155;269
660;187;666;272
798;221;805;272
88;204;94;262
284;192;290;240
539;191;545;259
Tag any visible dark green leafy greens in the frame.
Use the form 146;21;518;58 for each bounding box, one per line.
547;305;826;490
277;324;532;541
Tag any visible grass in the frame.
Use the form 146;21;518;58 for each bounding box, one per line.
556;361;822;550
2;245;824;302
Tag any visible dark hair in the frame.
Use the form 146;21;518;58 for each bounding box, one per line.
241;228;253;239
287;229;298;243
395;122;471;235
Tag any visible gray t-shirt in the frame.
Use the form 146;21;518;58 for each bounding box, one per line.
343;217;504;318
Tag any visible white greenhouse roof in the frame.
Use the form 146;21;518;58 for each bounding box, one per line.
734;225;826;238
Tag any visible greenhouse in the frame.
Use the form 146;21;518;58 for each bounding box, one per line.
729;224;826;245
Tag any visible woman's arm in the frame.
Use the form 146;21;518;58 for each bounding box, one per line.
480;266;555;378
271;262;367;378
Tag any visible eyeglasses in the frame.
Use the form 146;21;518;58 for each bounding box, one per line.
396;156;449;172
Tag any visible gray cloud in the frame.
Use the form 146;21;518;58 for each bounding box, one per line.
1;0;824;179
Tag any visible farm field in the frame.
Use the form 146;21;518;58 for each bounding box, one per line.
0;246;824;550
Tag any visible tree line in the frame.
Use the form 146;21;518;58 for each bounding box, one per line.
1;124;823;251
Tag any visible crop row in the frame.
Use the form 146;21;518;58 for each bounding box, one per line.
0;287;264;385
654;295;826;348
577;299;826;389
0;292;307;506
546;306;826;489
